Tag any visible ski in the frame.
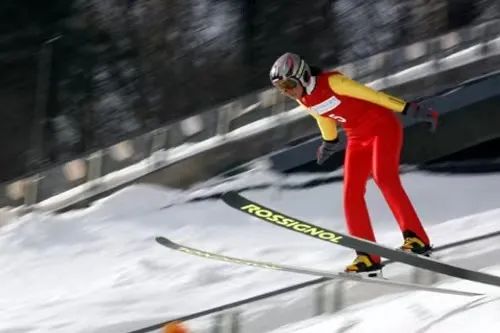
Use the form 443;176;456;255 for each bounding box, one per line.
156;236;481;297
221;191;500;288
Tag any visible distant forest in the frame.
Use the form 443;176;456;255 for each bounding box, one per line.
0;0;496;181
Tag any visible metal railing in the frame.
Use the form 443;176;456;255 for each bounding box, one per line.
1;17;500;213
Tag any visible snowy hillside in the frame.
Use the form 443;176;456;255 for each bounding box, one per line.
1;169;500;332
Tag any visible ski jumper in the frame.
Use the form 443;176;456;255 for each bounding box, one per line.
299;71;430;261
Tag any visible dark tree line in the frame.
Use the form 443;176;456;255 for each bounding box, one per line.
0;0;495;181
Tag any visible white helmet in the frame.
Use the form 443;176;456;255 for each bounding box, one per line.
269;52;314;93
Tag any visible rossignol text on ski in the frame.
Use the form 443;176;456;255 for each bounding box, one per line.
221;191;500;288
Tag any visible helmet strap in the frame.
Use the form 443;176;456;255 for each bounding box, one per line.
304;75;316;95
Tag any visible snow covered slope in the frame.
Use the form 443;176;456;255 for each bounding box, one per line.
1;169;500;332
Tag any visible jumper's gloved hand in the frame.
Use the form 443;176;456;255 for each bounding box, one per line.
403;102;439;132
316;139;342;165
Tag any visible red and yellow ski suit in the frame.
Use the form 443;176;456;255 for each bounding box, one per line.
299;71;429;261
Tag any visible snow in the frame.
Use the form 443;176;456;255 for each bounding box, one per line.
269;274;500;333
1;169;500;333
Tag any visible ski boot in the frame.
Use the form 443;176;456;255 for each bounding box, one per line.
400;231;433;257
344;252;383;278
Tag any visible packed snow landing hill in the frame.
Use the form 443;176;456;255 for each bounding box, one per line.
1;169;500;332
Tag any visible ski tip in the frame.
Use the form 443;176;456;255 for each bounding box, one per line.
155;236;166;243
155;236;183;250
156;236;172;245
221;190;238;200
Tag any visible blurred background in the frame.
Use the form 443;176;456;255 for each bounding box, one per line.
0;0;499;183
3;3;500;332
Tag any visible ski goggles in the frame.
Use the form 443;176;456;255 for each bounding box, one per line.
272;78;299;91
